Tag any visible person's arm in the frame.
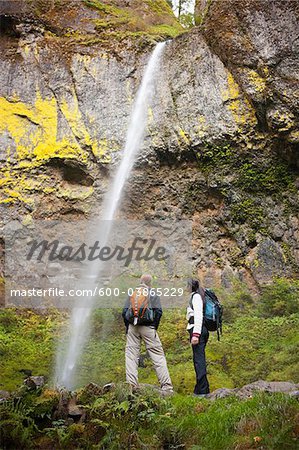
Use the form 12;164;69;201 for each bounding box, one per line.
191;293;203;341
151;294;162;329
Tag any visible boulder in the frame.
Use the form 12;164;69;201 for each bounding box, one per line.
24;376;46;390
207;388;237;400
19;368;32;378
208;380;299;401
0;390;10;402
82;382;103;397
289;390;299;399
67;397;85;422
237;380;299;399
103;382;116;393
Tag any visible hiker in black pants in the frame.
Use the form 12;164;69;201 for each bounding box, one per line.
186;278;210;397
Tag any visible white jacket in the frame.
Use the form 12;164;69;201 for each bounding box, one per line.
186;293;203;335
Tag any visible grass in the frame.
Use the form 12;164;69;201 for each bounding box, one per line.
1;278;299;393
0;385;298;449
0;309;65;391
0;278;299;448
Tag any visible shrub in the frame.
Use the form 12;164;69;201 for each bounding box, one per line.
258;278;299;318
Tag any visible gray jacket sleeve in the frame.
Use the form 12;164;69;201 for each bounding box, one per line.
150;294;163;329
122;296;130;330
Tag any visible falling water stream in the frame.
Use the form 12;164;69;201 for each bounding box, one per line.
55;42;166;389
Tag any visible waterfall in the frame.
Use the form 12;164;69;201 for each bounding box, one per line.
55;42;166;390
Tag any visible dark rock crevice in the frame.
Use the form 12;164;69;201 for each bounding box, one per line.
46;158;94;187
0;15;21;38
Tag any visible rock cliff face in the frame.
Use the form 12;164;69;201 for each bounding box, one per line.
1;0;299;289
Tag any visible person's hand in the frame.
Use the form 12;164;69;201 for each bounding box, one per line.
191;335;200;345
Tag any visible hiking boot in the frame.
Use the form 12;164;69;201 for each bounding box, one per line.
161;389;174;397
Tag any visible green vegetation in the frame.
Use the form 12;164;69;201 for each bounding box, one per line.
237;161;296;195
144;0;174;16
195;141;235;171
84;0;173;17
0;309;65;391
24;0;183;46
230;198;267;231
193;141;297;240
1;279;299;393
196;142;296;196
211;315;299;387
1;384;298;449
258;278;299;318
0;278;299;447
148;23;184;38
216;279;255;323
82;0;183;41
168;0;196;28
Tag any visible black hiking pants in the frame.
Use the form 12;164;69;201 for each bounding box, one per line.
189;324;210;395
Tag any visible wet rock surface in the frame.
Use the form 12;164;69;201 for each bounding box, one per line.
0;0;298;289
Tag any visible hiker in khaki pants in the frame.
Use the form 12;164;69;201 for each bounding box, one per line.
122;274;173;392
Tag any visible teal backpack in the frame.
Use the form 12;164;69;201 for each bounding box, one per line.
190;289;223;340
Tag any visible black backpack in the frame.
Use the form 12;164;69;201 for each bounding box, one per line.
190;289;223;340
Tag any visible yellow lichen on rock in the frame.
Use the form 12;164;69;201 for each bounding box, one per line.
94;137;114;162
59;88;113;162
0;187;34;205
59;90;100;157
0;170;30;205
148;107;154;125
57;186;94;201
0;92;90;166
222;72;257;131
0;169;51;205
197;115;208;138
178;128;190;145
22;214;34;226
0;90;101;205
246;69;268;94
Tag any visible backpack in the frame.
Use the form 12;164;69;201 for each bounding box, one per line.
190;289;223;340
126;289;154;325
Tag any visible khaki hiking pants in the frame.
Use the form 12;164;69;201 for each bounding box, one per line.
125;324;173;391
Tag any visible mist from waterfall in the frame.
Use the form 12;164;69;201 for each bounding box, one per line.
55;42;166;390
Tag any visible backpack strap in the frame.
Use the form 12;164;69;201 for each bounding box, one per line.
206;289;222;341
216;314;220;341
201;287;206;315
189;292;195;309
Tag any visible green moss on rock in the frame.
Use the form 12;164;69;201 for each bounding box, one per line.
83;0;183;41
230;198;268;232
195;141;235;172
237;161;296;195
